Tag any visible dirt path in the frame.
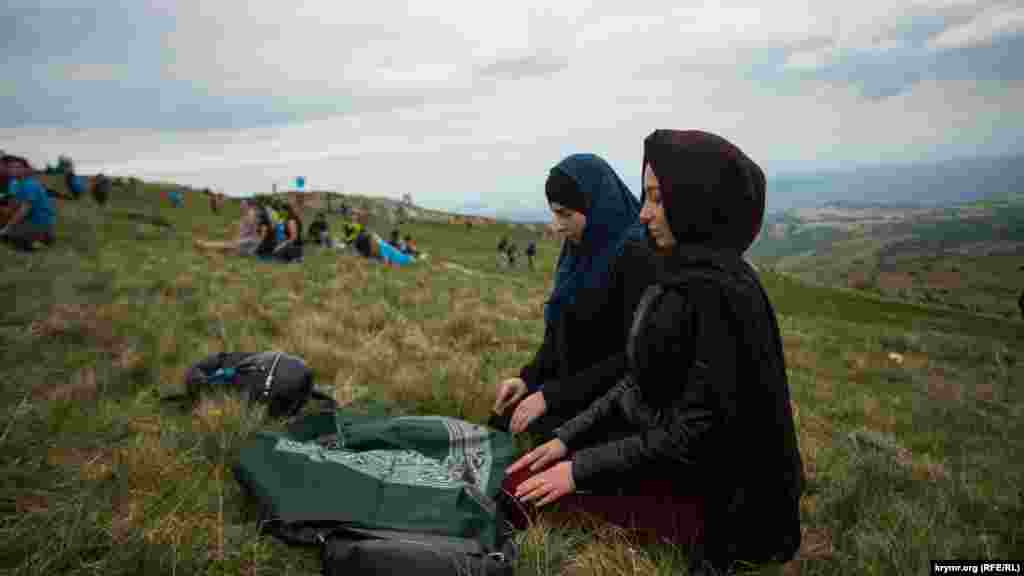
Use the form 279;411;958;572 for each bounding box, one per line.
442;261;485;277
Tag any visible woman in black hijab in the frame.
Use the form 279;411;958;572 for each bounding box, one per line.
505;130;804;575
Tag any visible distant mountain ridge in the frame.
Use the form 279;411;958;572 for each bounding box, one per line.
455;203;551;224
820;200;927;210
767;154;1024;214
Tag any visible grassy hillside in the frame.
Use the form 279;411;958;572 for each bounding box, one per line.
1;182;1021;575
750;194;1024;318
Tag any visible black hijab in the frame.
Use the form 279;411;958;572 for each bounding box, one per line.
632;129;769;403
641;129;765;255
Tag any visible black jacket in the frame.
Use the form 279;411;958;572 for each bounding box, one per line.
554;253;804;566
518;239;657;420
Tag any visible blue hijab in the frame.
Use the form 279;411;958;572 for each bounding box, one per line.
544;154;644;327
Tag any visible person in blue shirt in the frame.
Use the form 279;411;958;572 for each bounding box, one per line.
0;156;56;251
0;161;15;226
254;201;304;263
63;170;86;200
376;234;412;266
353;230;413;267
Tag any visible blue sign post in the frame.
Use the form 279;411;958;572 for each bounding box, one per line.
295;177;305;190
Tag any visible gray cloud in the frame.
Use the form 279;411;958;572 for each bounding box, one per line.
0;2;426;129
926;1;1024;50
775;4;1024;101
474;53;569;81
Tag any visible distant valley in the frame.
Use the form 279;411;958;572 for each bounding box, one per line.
749;191;1024;319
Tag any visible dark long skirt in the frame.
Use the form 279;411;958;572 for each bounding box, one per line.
501;463;705;550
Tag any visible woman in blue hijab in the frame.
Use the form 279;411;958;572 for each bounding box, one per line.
491;153;656;435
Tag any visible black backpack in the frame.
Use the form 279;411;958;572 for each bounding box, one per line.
184;351;334;418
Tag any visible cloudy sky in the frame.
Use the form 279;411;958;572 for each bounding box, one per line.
1;0;1022;212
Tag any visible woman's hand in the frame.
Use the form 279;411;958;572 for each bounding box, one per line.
506;438;567;475
513;461;575;507
493;377;527;414
510;391;547;433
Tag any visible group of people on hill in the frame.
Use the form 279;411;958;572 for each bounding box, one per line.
0;155;57;251
193;198;427;268
483;130;804;576
348;229;411;267
497;236;538;270
330;225;419;267
194;198;305;263
298;213;426;267
388;229;420;258
307;213;424;267
0;154;118;252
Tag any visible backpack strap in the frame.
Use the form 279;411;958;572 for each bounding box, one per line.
260;352;285;401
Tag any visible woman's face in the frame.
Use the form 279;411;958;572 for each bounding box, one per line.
639;163;677;251
549;201;587;244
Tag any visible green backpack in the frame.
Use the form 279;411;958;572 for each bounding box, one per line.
234;409;519;575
